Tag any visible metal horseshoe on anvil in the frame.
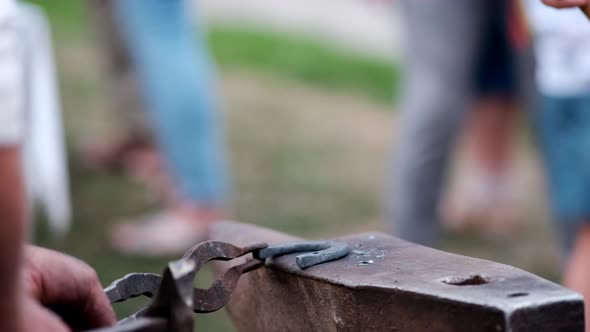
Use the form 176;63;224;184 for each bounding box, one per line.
88;220;584;332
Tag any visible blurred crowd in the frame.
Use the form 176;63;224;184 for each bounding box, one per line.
1;0;590;330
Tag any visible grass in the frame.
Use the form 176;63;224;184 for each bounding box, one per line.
209;27;398;103
25;0;87;38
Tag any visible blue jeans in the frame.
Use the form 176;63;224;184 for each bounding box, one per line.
114;0;228;207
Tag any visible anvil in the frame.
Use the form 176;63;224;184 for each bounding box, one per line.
210;221;584;332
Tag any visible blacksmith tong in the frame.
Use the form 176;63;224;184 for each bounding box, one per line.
87;240;349;332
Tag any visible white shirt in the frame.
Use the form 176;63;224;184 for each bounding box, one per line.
0;0;24;145
525;0;590;96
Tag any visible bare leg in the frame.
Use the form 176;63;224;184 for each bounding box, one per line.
444;97;520;232
467;97;517;174
84;0;154;172
564;224;590;332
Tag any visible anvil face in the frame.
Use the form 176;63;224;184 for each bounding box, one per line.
210;221;584;332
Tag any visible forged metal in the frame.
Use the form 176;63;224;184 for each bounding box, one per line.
181;241;268;313
90;241;268;332
105;273;161;303
140;259;195;332
192;255;263;313
90;317;167;332
254;240;351;269
210;221;585;332
91;239;355;332
91;259;195;332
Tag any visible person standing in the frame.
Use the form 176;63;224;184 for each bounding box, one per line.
88;0;230;256
389;0;530;245
526;0;590;328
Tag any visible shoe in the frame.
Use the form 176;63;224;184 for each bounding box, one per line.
443;170;521;236
109;211;213;257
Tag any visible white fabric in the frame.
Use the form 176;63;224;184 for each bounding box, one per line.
18;3;72;236
525;0;590;96
0;0;24;145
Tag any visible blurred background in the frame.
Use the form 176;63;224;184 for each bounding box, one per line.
25;0;560;330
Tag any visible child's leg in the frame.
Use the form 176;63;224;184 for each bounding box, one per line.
536;94;590;331
564;224;590;332
443;0;522;232
468;97;518;174
444;96;519;232
467;0;519;179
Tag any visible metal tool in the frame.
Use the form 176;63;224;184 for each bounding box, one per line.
89;239;350;332
91;258;195;332
89;241;266;332
105;273;161;304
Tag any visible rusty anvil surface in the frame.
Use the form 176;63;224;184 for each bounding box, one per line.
210;221;584;332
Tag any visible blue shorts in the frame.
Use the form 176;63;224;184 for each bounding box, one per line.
473;0;517;98
535;95;590;252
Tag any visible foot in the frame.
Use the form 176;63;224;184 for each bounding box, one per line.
82;134;169;198
443;171;520;236
108;210;217;257
81;133;153;172
564;224;590;332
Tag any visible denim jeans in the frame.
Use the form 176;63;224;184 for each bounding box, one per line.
114;0;229;207
535;94;590;255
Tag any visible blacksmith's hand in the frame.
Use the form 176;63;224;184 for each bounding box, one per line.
21;245;116;331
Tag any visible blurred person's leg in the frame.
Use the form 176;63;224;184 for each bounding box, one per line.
85;0;155;173
444;1;522;232
388;0;485;246
466;99;517;176
110;0;229;255
535;95;590;330
454;98;519;222
564;224;590;332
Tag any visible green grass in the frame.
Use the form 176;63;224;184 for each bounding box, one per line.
209;27;398;104
25;0;87;38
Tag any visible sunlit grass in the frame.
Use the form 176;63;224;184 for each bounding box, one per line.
209;27;398;104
